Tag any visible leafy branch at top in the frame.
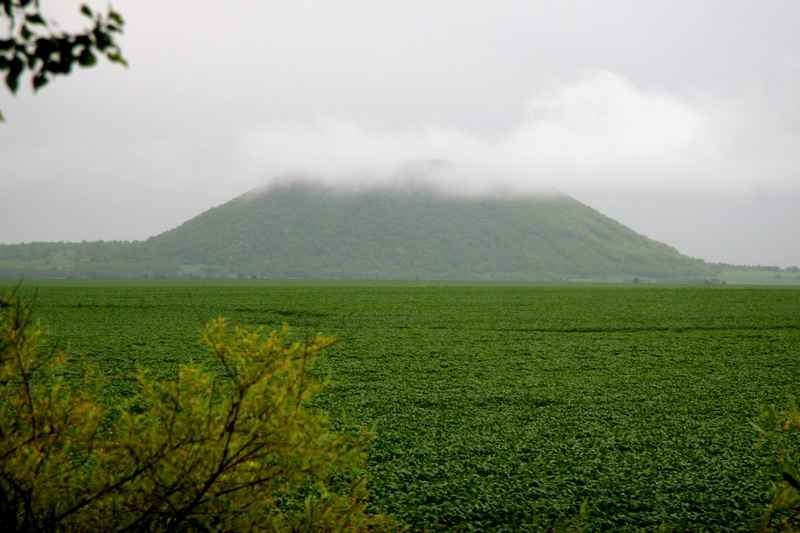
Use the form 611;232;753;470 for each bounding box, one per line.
0;1;126;121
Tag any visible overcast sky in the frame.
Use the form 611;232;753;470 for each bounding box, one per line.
1;1;798;266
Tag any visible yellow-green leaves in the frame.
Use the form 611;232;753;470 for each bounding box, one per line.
0;293;396;531
754;401;800;532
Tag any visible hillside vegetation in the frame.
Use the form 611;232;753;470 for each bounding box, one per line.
0;183;711;281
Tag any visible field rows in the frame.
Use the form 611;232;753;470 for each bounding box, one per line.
12;283;800;531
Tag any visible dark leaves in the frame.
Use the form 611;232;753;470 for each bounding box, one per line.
5;71;19;93
5;56;23;93
77;48;96;67
107;51;128;68
32;72;48;90
1;2;127;117
25;13;45;26
109;10;124;26
75;35;92;48
34;38;53;60
93;28;112;51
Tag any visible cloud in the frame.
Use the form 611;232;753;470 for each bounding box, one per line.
239;71;737;195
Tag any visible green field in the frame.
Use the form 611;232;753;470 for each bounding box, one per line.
8;282;800;531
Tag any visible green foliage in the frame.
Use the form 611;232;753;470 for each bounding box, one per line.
528;498;591;532
0;1;126;121
8;282;800;530
754;401;800;532
0;184;713;280
0;291;395;531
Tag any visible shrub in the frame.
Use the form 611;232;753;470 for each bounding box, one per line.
0;292;396;531
753;401;800;532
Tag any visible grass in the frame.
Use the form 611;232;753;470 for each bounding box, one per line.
6;281;800;531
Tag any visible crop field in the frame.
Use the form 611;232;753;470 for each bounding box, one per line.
6;281;800;531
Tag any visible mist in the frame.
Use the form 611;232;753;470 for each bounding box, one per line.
240;72;730;193
1;1;798;266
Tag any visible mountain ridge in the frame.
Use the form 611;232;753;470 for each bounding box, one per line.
0;182;712;281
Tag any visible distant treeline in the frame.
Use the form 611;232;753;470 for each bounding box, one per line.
710;262;800;273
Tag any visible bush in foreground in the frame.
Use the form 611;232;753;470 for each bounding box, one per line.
0;293;395;531
754;401;800;532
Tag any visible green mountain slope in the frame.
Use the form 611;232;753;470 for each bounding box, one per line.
0;183;711;280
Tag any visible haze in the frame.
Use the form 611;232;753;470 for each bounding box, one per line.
1;1;798;266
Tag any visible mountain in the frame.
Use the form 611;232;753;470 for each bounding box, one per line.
0;181;712;281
